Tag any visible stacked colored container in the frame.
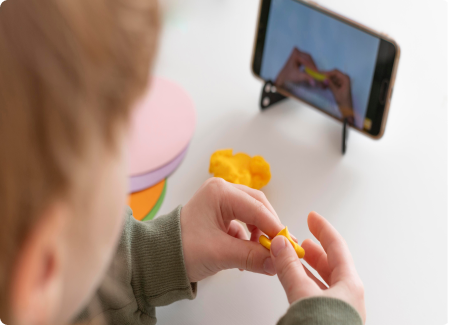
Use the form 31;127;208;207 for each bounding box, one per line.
127;77;195;221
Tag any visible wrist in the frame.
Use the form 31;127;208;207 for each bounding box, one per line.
284;296;365;325
180;207;194;282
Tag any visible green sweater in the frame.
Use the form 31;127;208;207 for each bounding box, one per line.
75;206;363;325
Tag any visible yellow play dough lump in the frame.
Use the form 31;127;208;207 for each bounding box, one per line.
259;227;305;259
209;149;271;190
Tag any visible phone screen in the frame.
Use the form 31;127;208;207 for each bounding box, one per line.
253;0;397;135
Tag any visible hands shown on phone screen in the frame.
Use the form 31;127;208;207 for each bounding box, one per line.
275;48;320;87
325;69;355;125
275;47;355;125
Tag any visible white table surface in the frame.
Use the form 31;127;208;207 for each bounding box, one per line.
152;1;448;324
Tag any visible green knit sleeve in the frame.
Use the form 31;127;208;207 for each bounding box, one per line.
277;297;363;325
73;205;196;325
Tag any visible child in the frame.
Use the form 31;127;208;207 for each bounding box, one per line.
0;0;366;324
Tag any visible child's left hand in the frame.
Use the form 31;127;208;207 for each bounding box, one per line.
180;178;285;283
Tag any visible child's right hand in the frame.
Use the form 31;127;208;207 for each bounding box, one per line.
270;211;366;323
180;178;285;283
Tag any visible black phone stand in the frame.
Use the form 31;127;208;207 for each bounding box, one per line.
260;80;349;155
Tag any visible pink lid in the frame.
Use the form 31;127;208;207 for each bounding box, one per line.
127;77;195;176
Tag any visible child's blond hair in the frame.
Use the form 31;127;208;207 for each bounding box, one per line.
0;0;159;319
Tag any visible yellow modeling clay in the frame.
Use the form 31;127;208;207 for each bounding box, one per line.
209;149;271;190
259;227;305;259
305;67;328;82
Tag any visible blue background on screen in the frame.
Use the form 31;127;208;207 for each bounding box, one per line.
260;0;380;129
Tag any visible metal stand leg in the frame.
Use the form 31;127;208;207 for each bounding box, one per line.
342;119;349;155
260;81;287;110
259;81;350;154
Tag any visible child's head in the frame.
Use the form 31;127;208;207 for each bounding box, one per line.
0;0;159;323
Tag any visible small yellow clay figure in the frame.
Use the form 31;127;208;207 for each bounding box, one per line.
259;227;305;259
305;67;328;82
209;149;271;190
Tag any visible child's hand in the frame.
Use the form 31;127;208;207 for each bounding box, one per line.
180;178;285;283
270;211;366;323
275;47;318;88
324;69;355;124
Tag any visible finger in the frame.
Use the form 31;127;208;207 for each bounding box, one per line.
324;69;342;77
227;220;248;241
247;221;298;241
333;69;346;78
307;212;356;282
294;48;318;70
324;70;341;85
221;235;273;275
230;184;280;221
224;231;270;273
221;183;284;238
326;70;348;86
302;263;328;290
270;236;320;304
302;238;332;285
213;179;296;243
324;72;339;86
247;225;264;242
247;223;298;243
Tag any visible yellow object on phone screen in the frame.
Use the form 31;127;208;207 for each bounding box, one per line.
259;227;305;259
305;67;328;82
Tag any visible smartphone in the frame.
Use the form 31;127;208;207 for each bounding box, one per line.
252;0;400;139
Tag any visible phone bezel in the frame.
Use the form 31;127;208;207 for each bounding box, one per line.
251;0;401;139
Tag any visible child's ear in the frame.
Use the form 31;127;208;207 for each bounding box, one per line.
10;202;68;325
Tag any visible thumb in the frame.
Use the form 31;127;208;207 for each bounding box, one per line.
271;236;316;304
222;236;275;275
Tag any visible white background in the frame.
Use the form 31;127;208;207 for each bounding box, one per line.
153;0;448;324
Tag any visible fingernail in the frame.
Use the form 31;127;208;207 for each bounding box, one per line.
271;236;287;257
263;257;276;275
